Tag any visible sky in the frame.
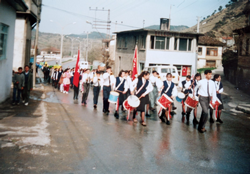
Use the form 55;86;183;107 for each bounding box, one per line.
39;0;229;35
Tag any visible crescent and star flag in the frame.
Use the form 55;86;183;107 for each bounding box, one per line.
132;45;138;81
73;50;80;87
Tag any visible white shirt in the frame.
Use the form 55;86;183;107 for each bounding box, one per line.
52;71;58;80
103;72;111;86
215;81;223;93
194;79;217;103
125;76;132;87
81;73;93;83
162;80;178;97
130;78;153;96
178;80;192;90
113;77;129;92
93;76;103;88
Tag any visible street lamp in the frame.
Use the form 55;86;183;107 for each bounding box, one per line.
75;38;82;58
84;31;89;62
66;35;75;58
50;20;76;65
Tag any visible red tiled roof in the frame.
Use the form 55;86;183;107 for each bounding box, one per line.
198;36;225;46
41;47;60;52
222;37;233;40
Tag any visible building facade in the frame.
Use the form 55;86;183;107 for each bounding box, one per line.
197;36;224;69
223;0;250;95
12;0;42;71
114;28;203;77
0;0;28;103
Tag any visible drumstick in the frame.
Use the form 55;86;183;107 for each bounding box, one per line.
127;109;130;121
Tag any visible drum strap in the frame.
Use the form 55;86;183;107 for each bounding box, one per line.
136;80;147;95
164;81;172;94
115;78;124;91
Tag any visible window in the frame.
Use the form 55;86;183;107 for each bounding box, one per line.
188;39;192;51
155;36;165;49
179;38;187;51
140;35;146;49
118;37;122;48
150;36;155;49
206;48;218;56
166;37;170;50
161;68;171;73
198;47;202;55
0;23;8;60
172;68;176;73
174;38;178;50
124;37;127;48
134;35;138;46
206;60;216;67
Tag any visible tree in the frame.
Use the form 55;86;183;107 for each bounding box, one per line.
207;15;210;18
218;6;223;12
212;10;217;16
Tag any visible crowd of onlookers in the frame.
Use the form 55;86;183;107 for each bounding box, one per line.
12;65;33;106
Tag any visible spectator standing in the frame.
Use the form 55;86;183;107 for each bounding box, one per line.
23;65;33;106
12;67;24;105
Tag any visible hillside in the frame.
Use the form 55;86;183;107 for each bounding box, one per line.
182;0;247;37
145;25;189;31
31;31;104;56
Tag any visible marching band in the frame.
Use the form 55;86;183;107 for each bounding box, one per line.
73;67;223;133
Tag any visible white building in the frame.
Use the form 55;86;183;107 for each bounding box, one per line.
113;18;203;77
0;0;28;103
12;0;42;71
197;36;224;68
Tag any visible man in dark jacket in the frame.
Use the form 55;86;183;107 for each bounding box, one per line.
12;67;25;105
23;65;33;106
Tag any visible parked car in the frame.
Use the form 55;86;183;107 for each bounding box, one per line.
144;66;179;84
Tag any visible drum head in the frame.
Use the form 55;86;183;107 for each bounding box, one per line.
178;92;185;99
110;91;119;96
162;94;173;103
127;95;140;108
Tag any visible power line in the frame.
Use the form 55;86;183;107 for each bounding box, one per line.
42;4;141;29
172;0;199;15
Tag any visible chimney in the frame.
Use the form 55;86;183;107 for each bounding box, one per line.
160;18;170;31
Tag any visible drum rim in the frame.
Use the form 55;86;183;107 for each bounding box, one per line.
110;91;120;96
177;92;185;98
127;95;140;107
162;94;174;103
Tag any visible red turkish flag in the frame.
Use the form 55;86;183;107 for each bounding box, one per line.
132;45;138;81
73;50;80;87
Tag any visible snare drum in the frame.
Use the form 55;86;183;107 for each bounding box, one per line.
157;94;173;109
176;92;185;103
209;97;222;110
108;91;119;103
123;95;140;111
185;94;199;109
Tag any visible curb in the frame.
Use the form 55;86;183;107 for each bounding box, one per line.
235;106;250;114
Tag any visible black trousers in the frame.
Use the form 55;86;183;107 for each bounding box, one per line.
93;86;101;105
198;96;210;129
73;85;79;99
103;86;111;112
23;86;30;103
82;83;90;103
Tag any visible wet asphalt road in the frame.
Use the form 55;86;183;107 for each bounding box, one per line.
37;83;250;174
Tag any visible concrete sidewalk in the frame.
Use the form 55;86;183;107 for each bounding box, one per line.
212;66;250;115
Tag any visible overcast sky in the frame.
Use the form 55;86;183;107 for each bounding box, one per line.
39;0;229;35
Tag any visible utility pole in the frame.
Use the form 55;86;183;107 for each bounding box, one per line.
33;1;41;87
169;5;173;31
197;16;201;33
86;31;89;62
143;20;145;28
89;7;111;39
